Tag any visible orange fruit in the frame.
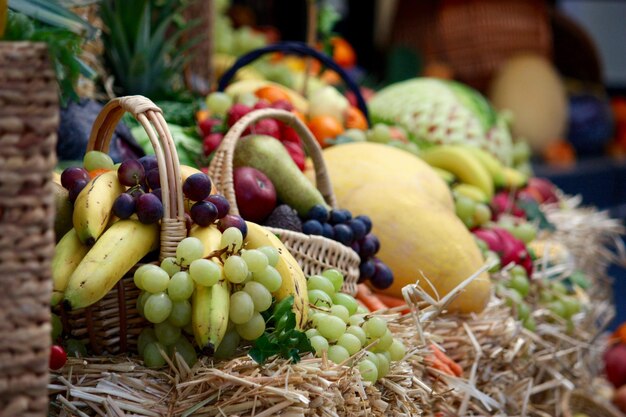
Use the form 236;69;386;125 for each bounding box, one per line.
196;109;210;123
330;37;356;68
292;110;307;124
307;115;344;148
345;106;367;130
543;140;576;166
255;85;291;104
88;168;111;179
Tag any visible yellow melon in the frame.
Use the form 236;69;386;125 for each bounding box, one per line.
340;180;491;314
318;142;454;211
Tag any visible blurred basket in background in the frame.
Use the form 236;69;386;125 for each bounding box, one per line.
390;0;552;92
0;42;58;417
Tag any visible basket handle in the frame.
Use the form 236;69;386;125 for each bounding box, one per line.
217;41;370;126
87;95;187;259
207;108;337;214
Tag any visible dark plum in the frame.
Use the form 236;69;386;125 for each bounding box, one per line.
359;259;376;281
321;223;335;239
306;204;329;222
359;234;379;258
138;155;158;172
136;193;163;224
112;193;135;219
146;169;160;189
190;201;219;227
151;188;162;202
218;214;248;238
68;179;89;203
117;159;145;187
183;173;212;202
61;167;90;190
205;194;230;218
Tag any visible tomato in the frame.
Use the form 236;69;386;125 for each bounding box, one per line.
49;345;67;370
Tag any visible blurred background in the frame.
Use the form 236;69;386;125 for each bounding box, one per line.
229;0;626;327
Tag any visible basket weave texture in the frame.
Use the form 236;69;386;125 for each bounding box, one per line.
0;42;58;417
561;389;624;417
208;108;361;295
391;0;552;92
58;96;187;355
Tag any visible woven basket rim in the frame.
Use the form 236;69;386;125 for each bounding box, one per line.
87;95;187;259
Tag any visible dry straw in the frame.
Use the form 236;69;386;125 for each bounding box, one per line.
49;197;623;416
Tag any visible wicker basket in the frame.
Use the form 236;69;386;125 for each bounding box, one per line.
390;0;552;93
561;389;624;417
57;96;187;355
208;108;361;295
0;42;58;417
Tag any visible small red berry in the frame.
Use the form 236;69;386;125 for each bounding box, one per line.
49;345;67;370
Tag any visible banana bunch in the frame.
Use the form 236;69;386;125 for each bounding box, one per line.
421;144;528;203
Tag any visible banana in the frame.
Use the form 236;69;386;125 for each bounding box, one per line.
452;183;489;204
502;166;528;189
420;145;494;199
190;224;223;257
431;167;456;185
192;279;230;353
244;221;309;329
72;170;125;245
51;229;90;306
64;219;159;309
462;146;506;187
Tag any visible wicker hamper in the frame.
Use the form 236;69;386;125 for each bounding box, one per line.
57;96;187;355
0;42;59;417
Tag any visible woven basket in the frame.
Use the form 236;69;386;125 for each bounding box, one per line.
561;389;623;417
57;96;187;355
217;41;370;125
0;42;58;417
208;108;361;295
391;0;552;93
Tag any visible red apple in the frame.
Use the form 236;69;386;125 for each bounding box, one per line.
203;133;223;156
491;191;526;220
253;99;271;110
605;343;626;388
233;167;277;223
271;99;294;112
245;118;280;139
525;178;559;204
283;141;306;171
227;103;252;127
279;124;303;146
199;117;223;137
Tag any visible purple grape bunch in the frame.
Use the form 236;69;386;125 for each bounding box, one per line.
110;156;164;224
182;173;246;236
302;205;393;289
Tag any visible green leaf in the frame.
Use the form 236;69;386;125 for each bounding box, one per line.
517;199;556;232
8;0;97;38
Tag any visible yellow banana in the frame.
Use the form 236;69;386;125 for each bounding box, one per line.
452;183;489;204
51;229;90;306
190;224;223;257
244;221;309;329
502;166;528;189
420;145;494;199
192;279;230;353
72;170;125;245
462;146;506;187
432;167;456;185
64;219;159;309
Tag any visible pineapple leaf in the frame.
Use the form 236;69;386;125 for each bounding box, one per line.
8;0;96;38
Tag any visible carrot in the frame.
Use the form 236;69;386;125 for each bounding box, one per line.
430;344;463;377
373;292;410;314
356;284;388;311
425;354;455;376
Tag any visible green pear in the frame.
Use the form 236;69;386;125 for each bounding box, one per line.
233;135;328;217
53;182;73;242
